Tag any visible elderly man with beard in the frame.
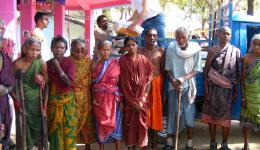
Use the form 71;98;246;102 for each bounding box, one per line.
164;27;202;150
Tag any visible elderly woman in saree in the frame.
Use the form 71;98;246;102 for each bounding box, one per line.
240;33;260;150
201;26;242;150
92;40;122;150
70;38;96;150
47;36;77;150
11;36;48;150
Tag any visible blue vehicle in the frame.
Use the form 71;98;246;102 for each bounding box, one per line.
195;0;260;119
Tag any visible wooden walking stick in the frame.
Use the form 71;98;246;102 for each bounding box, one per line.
16;70;27;150
39;87;48;150
14;76;23;149
174;90;182;150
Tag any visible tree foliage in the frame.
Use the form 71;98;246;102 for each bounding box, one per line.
159;0;256;29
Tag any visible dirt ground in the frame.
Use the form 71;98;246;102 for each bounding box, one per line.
3;121;259;150
75;120;260;150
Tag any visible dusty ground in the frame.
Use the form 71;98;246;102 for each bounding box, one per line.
75;120;260;150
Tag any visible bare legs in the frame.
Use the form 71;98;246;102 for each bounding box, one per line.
99;139;121;150
99;144;104;150
148;128;157;149
85;144;91;150
243;127;250;149
208;124;230;147
114;139;121;150
128;145;147;150
187;127;193;140
209;124;216;143
222;126;230;144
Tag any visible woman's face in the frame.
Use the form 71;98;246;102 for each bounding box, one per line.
219;28;231;43
71;42;86;60
125;40;138;55
252;39;260;55
24;42;41;60
52;41;66;59
99;44;111;60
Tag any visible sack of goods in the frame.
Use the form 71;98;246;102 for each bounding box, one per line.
114;21;143;37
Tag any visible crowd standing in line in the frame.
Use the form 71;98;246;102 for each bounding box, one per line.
0;5;260;150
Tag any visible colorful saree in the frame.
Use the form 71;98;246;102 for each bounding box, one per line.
47;57;77;150
92;58;122;143
240;58;260;131
71;56;96;144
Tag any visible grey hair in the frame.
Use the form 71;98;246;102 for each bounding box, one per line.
71;38;86;50
97;40;112;50
249;33;260;52
23;36;41;48
21;36;41;58
0;18;6;27
219;26;231;34
175;27;189;38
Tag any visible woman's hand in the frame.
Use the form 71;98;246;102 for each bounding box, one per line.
13;100;22;110
34;74;45;89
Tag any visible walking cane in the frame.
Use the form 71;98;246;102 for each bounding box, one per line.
174;90;182;150
39;87;48;150
16;70;27;150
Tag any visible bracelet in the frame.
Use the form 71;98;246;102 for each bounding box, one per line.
60;72;65;77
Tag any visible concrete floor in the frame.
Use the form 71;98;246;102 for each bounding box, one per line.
75;121;260;150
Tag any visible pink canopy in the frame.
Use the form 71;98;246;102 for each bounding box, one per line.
65;0;131;10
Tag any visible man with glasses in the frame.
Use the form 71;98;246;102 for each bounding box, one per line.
139;28;164;149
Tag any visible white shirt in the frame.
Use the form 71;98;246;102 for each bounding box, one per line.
31;27;51;61
131;0;163;21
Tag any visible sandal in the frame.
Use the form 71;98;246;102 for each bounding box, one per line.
209;142;217;150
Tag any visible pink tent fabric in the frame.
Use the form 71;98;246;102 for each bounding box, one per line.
65;0;130;10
